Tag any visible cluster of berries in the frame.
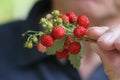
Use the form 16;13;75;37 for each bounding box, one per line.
23;10;91;68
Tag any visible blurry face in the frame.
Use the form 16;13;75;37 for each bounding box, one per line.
61;0;118;19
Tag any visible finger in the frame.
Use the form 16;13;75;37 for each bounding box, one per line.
88;26;109;40
90;42;112;63
97;24;120;51
114;36;120;51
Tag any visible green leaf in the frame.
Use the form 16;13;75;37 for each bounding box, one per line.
46;37;66;55
68;41;84;69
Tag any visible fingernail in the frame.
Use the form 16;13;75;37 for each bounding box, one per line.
98;32;113;42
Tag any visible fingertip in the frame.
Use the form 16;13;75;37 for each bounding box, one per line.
97;32;115;50
88;26;109;40
114;37;120;51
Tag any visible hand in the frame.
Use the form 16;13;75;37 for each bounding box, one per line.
88;24;120;80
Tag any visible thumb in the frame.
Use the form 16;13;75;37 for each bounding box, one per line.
88;26;109;40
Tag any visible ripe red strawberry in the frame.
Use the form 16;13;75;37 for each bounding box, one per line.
56;49;69;59
68;42;81;54
66;12;77;23
52;26;65;39
56;51;63;59
74;26;86;38
40;34;54;47
77;15;89;28
59;14;69;23
84;29;88;36
62;49;69;58
64;36;73;49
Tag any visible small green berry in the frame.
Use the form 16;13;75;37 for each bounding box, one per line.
33;36;38;44
25;42;33;48
52;10;60;17
57;18;63;24
40;18;46;24
46;22;53;30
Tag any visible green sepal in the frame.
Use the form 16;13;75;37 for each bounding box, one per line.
46;37;66;55
68;41;84;69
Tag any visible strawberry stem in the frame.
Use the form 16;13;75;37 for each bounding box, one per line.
82;36;97;42
22;30;40;37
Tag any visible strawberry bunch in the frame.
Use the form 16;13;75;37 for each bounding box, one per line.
23;10;94;69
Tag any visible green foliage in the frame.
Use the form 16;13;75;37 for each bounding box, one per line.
46;37;66;55
68;41;84;69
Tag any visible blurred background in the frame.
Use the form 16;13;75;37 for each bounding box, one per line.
0;0;37;24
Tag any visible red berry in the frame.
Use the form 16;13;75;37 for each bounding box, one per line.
62;49;69;58
40;34;54;47
56;49;69;59
59;14;69;23
64;36;73;49
84;29;88;35
37;43;46;53
68;42;81;54
52;26;65;39
56;51;63;59
77;15;89;28
74;26;86;38
66;12;77;23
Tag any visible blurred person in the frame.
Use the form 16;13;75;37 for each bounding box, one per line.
0;0;120;80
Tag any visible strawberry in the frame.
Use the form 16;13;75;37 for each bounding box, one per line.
37;43;46;53
68;42;81;54
56;49;69;59
66;12;77;23
59;14;69;23
32;36;38;44
77;15;89;28
74;26;86;38
64;36;74;49
25;42;33;49
52;26;65;39
84;29;88;36
52;10;60;17
40;34;54;47
56;51;63;59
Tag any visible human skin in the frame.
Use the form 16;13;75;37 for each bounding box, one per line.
52;0;120;79
88;25;120;80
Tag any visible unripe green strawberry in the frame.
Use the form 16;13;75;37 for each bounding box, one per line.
40;18;46;24
52;26;65;39
33;36;38;44
74;26;86;38
57;18;63;24
66;12;77;23
77;15;89;28
46;22;53;30
52;10;60;17
25;42;33;49
68;42;81;54
40;34;54;47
